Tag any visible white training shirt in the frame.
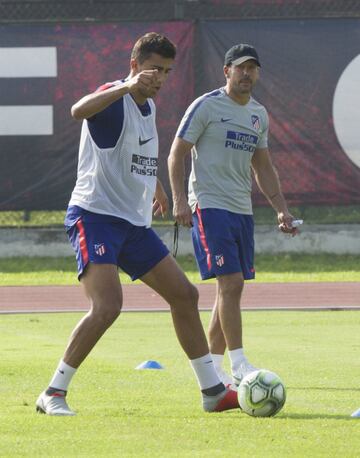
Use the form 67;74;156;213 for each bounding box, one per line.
177;87;269;214
69;91;158;227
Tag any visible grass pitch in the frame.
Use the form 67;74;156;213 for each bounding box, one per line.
0;311;359;457
1;253;360;285
1;205;359;226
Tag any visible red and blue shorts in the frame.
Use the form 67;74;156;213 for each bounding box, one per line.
65;205;169;280
191;207;255;280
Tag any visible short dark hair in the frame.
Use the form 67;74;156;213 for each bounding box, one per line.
131;32;176;63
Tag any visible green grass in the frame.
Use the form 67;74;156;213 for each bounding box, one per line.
0;311;359;457
252;204;360;225
1;204;360;227
0;254;359;286
0;211;175;228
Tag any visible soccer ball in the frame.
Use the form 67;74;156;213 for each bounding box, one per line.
238;369;286;417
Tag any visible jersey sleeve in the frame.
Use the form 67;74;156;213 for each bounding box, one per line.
176;96;210;145
87;82;125;149
256;108;269;149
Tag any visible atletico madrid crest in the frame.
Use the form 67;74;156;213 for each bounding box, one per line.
215;254;224;267
94;243;106;256
251;115;260;130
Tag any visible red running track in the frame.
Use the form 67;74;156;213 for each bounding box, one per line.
0;282;359;314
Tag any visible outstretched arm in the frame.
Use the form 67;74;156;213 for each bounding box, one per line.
167;137;194;227
71;70;159;120
251;147;298;235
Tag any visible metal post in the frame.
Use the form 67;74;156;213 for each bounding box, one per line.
174;0;184;20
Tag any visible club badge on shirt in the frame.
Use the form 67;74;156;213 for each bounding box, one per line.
251;115;260;131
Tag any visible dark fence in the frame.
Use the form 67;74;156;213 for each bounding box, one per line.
1;1;360;224
1;0;360;22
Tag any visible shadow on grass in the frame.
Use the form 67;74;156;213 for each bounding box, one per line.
289;386;360;392
280;413;354;420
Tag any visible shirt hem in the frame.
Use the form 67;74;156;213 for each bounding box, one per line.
68;200;152;228
189;201;253;215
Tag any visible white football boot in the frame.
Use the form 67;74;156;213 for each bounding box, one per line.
36;389;75;416
351;408;360;418
232;360;258;386
217;368;235;387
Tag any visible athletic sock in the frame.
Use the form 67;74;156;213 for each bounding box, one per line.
202;382;225;396
189;353;223;390
46;387;66;396
211;353;225;373
48;359;77;392
228;348;245;374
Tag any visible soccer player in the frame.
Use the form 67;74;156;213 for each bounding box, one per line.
36;33;238;416
168;43;298;385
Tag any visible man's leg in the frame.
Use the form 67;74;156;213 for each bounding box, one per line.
36;264;122;415
141;255;206;359
216;272;257;384
208;283;226;355
140;254;239;412
63;264;123;367
216;272;244;350
208;284;233;385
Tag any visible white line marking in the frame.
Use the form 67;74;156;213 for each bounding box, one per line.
0;47;57;77
0;105;53;135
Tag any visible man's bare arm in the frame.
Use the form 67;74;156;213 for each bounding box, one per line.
71;70;159;120
168;137;194;227
252;147;297;235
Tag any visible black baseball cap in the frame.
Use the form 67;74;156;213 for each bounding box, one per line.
224;44;261;67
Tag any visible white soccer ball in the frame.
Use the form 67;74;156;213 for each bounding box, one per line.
238;369;286;417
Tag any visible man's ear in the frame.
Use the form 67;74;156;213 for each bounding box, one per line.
130;58;139;72
223;65;230;79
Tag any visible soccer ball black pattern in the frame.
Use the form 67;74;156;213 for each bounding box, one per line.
238;369;286;417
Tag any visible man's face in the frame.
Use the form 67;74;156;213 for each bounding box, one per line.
224;59;259;95
132;53;174;98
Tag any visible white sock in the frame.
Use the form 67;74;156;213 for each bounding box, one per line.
211;353;225;373
228;348;245;374
48;359;77;391
189;353;222;390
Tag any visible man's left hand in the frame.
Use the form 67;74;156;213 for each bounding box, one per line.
278;212;299;237
153;185;169;218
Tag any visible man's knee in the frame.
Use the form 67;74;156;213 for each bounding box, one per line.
171;281;199;310
218;274;244;298
90;301;122;327
186;283;199;306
